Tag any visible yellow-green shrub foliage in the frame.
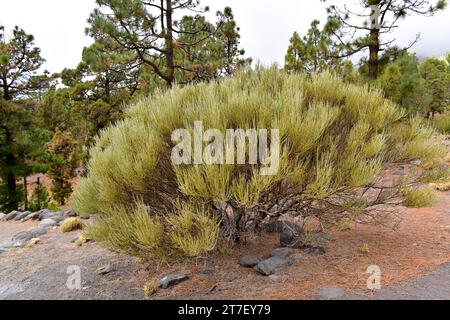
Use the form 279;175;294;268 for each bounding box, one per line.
72;68;445;261
403;188;438;208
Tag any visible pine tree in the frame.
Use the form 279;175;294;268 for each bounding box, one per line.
285;19;344;74
87;0;244;87
59;40;141;147
419;57;450;117
1;25;51;211
377;53;432;113
47;130;80;206
29;178;50;212
323;0;447;79
175;7;250;81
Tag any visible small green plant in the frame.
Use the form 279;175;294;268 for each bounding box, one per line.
143;281;159;298
60;217;84;233
29;185;50;212
403;188;438;208
45;201;61;212
432;114;450;134
419;164;450;183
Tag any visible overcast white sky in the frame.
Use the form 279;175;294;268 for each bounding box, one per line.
0;0;449;73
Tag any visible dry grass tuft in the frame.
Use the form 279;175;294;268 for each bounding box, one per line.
60;217;85;233
143;281;159;298
403;187;438;208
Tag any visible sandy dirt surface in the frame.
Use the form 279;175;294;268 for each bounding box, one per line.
0;191;449;300
0;224;146;300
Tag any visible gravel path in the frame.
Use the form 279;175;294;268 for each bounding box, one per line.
0;222;146;300
372;263;450;300
1;216;449;300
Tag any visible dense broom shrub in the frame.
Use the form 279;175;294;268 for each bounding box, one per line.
72;68;446;261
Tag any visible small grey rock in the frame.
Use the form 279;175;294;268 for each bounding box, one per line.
410;160;422;166
39;218;59;228
271;247;295;258
0;247;7;254
0;241;19;249
0;213;6;221
64;209;80;217
5;211;19;221
313;233;334;245
269;205;280;214
305;246;326;255
22;211;41;222
36;209;50;220
39;210;63;221
279;220;304;247
197;270;214;277
14;211;31;221
96;265;113;275
254;256;294;276
280;229;301;248
264;220;283;233
239;255;261;268
158;274;189;289
12;227;47;243
51;215;65;224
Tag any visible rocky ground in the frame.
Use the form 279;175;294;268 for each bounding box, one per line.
0;190;449;300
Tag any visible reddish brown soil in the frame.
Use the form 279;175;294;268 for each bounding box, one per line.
145;191;450;300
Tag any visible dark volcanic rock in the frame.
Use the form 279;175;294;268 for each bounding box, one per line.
39;210;64;221
254;256;294;276
22;212;41;222
64;209;80;217
39;219;59;228
14;212;31;221
239;256;261;268
264;220;283;233
279;222;302;248
12;227;48;247
4;211;19;221
158;274;189;289
96;265;114;275
271;247;295;258
305;246;326;256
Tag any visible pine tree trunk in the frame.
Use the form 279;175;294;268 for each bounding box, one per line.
368;28;380;80
37;177;41;209
165;0;175;87
6;171;17;211
2;83;18;211
23;176;28;211
4;128;18;211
